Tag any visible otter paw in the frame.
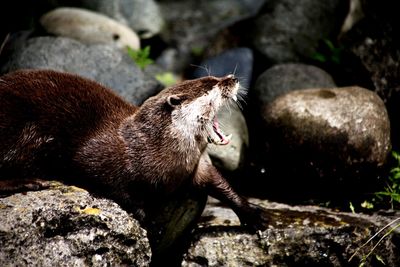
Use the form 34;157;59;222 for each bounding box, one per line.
238;203;270;232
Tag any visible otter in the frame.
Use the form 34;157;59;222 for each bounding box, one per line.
0;69;267;230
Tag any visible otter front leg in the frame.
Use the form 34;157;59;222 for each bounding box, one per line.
194;153;269;231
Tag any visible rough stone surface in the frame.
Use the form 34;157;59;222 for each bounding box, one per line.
254;63;337;105
183;198;400;267
0;183;151;266
160;0;266;54
40;7;140;49
0;36;162;105
251;0;348;63
79;0;164;38
207;104;249;172
257;86;391;199
263;86;391;167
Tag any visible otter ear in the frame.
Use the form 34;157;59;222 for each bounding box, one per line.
167;95;184;107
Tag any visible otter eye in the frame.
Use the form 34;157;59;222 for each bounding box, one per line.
167;95;183;107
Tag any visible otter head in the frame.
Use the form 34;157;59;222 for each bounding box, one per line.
160;74;241;147
134;75;242;151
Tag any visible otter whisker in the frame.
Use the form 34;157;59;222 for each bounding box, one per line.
190;64;211;77
232;63;239;77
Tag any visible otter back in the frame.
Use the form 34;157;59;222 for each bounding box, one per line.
0;69;136;178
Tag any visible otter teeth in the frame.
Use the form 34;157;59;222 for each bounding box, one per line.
208;117;232;145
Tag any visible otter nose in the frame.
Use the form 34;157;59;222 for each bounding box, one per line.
226;74;238;83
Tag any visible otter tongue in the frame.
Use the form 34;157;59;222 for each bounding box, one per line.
210;117;232;145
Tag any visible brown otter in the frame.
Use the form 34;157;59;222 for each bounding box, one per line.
0;69;267;230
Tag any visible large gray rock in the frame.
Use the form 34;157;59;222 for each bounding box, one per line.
78;0;164;38
261;86;391;197
160;0;266;46
40;7;141;49
254;63;337;105
183;198;400;267
159;0;266;59
251;0;348;63
264;86;391;167
1;36;162;105
0;183;151;266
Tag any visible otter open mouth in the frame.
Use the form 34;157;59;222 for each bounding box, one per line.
207;116;232;145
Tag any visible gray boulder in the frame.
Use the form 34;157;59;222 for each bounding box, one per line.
160;0;266;47
79;0;164;39
40;7;141;49
1;36;162;105
254;63;337;105
251;0;348;63
159;0;266;66
264;86;391;167
183;198;400;267
261;86;391;194
0;183;151;266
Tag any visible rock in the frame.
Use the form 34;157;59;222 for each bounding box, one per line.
262;86;391;198
0;183;151;266
40;7;140;50
155;48;184;74
159;0;266;55
250;64;336;170
251;0;348;63
78;0;164;39
160;0;265;50
207;104;249;172
264;86;390;167
340;0;400;149
254;63;337;105
183;198;400;267
191;47;254;89
341;0;364;33
0;36;162;105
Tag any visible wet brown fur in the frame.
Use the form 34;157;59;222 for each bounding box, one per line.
0;69;267;230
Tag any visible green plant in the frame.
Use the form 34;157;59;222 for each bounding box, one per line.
312;39;343;64
127;46;154;70
349;202;356;213
375;151;400;209
360;200;374;210
155;72;177;87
